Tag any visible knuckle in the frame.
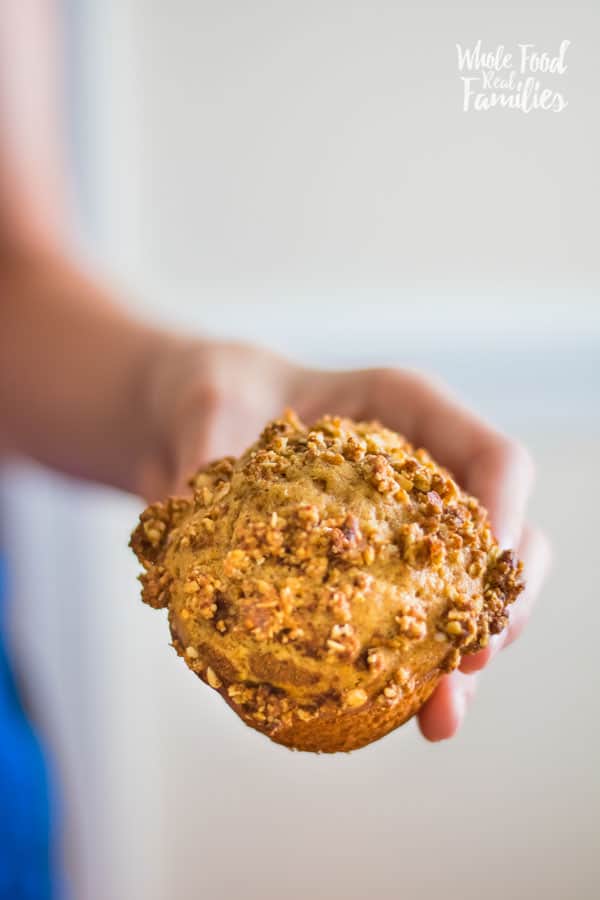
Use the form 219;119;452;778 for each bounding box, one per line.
368;367;393;403
187;380;224;424
398;366;444;393
370;366;396;391
371;365;444;397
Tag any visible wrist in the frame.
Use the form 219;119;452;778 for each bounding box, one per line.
133;332;221;500
131;329;186;500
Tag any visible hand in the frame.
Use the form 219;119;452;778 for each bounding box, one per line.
141;336;551;742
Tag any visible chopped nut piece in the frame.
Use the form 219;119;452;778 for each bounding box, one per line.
396;667;410;685
322;450;344;465
345;688;368;708
206;667;222;689
396;474;413;492
326;639;347;653
366;648;383;671
363;546;376;565
413;471;432;492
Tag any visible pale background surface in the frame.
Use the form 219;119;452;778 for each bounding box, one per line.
2;2;600;899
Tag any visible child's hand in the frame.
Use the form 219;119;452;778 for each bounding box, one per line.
141;336;550;742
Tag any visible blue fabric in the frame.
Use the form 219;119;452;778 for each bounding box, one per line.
0;555;54;899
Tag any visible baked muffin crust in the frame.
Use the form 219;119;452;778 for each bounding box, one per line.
130;410;523;753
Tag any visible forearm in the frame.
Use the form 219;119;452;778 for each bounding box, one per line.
0;3;183;495
0;246;174;494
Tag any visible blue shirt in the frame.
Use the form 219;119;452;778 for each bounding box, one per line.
0;555;55;898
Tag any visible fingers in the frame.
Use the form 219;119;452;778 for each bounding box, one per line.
456;633;502;676
459;523;551;673
467;438;535;548
292;369;373;424
417;671;480;742
295;366;533;549
367;368;535;548
420;524;552;739
298;367;544;744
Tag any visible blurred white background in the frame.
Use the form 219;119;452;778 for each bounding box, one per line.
2;2;599;899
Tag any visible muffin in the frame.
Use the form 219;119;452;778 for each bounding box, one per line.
130;410;523;753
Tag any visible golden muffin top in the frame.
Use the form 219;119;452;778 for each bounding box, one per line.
130;410;522;744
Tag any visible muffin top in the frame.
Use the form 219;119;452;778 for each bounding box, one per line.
131;410;523;743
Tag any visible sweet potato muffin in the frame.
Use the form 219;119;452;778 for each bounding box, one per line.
130;410;523;753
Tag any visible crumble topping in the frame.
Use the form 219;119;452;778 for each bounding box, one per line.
131;409;524;748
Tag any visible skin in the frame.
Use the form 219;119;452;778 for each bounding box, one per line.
0;2;550;742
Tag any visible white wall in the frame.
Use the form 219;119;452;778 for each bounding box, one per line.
3;2;599;899
87;0;599;305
